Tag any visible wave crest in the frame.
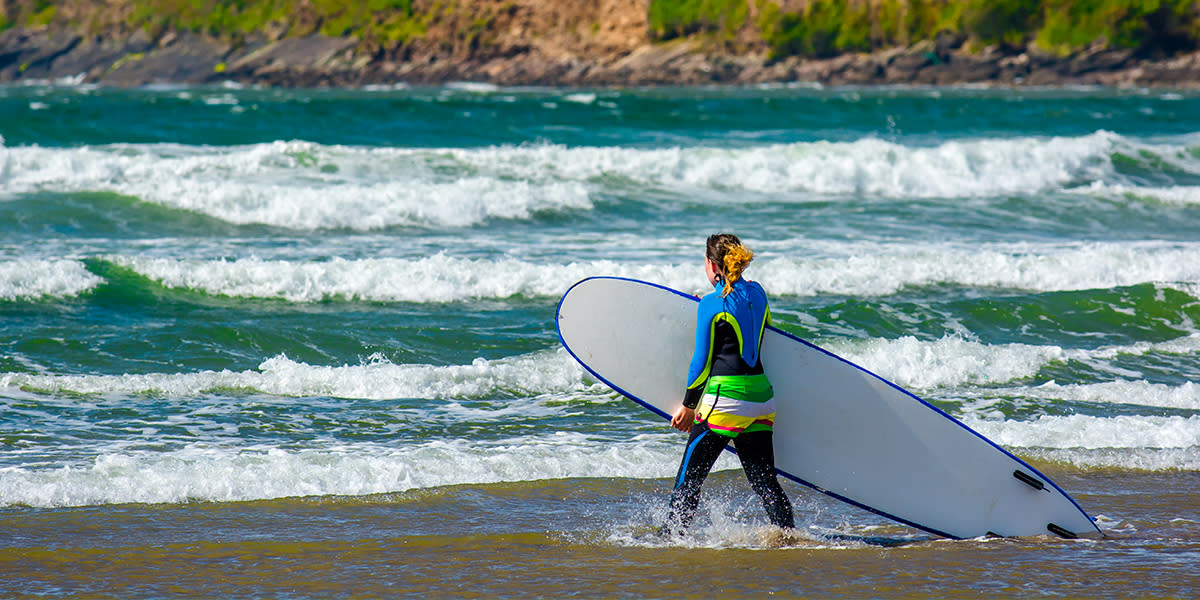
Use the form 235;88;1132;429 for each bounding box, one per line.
4;131;1196;229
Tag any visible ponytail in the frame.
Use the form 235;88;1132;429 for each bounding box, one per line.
706;233;754;297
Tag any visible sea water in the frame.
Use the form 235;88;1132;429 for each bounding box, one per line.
1;84;1198;597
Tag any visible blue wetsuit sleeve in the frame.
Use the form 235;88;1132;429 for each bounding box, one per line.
684;295;718;408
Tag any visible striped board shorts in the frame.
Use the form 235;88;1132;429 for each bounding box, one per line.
693;373;775;437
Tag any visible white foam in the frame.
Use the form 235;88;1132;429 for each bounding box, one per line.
444;130;1124;197
830;332;1200;393
1071;182;1200;206
6;332;1192;406
563;93;597;105
1;350;586;401
827;335;1064;391
1029;447;1200;472
0;141;593;230
5;410;1195;508
1016;413;1200;450
997;380;1200;411
361;83;411;92
0;432;684;508
758;240;1200;297
967;414;1200;471
2;132;1193;230
0;259;103;300
5;346;1199;507
144;174;591;230
443;82;502;93
110;254;697;302
104;239;1200;303
201;93;239;106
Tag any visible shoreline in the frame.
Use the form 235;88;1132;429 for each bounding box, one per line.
3;26;1199;90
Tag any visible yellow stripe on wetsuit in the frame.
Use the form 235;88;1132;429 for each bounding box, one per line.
686;311;742;390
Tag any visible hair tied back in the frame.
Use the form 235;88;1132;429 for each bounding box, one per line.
707;233;754;297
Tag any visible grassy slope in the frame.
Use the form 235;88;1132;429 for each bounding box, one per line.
651;0;1200;58
2;0;1199;59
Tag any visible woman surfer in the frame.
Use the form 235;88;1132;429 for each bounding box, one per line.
665;233;795;533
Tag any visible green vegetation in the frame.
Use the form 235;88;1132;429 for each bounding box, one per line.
1035;0;1200;55
648;0;1200;59
29;0;56;27
3;0;1198;61
763;0;882;58
649;0;750;41
1;0;49;31
0;0;425;49
961;0;1038;47
122;0;422;47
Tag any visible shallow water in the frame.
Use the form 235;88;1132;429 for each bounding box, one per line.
2;470;1197;598
2;84;1199;597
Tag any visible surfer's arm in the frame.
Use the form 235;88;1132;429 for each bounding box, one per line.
684;297;718;409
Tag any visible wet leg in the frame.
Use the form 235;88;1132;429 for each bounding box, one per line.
666;423;729;531
733;430;795;529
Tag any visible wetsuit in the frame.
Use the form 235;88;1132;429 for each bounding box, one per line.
667;278;795;530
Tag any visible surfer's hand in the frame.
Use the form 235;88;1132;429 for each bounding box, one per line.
670;406;695;431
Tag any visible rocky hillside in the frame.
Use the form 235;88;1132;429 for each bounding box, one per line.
1;0;1199;87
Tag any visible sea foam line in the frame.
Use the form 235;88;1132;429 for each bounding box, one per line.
1;351;586;401
0;433;682;508
0;259;103;300
109;254;693;302
4;333;1197;404
3;411;1198;509
450;131;1123;197
20;243;1189;304
1072;182;1200;206
0;141;593;230
983;379;1200;411
2;131;1195;229
968;414;1200;451
831;333;1200;392
103;240;1200;302
968;415;1200;472
757;240;1200;297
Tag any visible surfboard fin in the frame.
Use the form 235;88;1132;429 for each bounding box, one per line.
1013;469;1046;491
1047;523;1078;539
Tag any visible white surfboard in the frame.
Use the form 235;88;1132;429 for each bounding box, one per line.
556;277;1100;539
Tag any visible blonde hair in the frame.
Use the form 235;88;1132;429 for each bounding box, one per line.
706;233;754;297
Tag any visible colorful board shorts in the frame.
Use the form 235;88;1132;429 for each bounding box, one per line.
693;373;775;437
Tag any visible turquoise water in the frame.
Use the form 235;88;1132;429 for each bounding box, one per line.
2;83;1199;597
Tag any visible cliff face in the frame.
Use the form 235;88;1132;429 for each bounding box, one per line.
0;0;653;86
1;0;1198;87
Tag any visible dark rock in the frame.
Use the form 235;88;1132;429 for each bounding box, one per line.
101;31;228;86
1065;48;1134;76
887;50;934;81
0;29;81;81
226;35;357;81
934;29;967;61
51;32;154;82
1;23;1198;89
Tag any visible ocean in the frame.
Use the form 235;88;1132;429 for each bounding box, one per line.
1;82;1198;598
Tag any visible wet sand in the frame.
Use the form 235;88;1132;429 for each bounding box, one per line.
2;468;1196;598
